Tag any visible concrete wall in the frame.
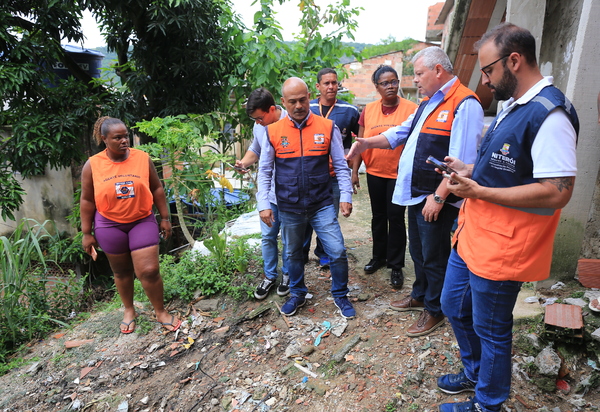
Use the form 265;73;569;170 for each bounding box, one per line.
560;0;600;265
506;0;600;278
506;0;546;61
0;166;76;237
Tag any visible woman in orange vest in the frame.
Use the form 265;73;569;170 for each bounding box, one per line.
351;66;417;288
80;116;181;334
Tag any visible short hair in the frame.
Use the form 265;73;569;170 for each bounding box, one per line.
317;68;337;83
371;65;398;85
246;88;275;116
475;22;537;66
411;46;453;74
93;116;126;145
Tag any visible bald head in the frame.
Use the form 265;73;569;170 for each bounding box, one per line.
281;77;310;123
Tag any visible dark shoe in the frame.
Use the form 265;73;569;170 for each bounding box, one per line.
439;400;483;412
407;310;445;337
277;274;290;296
437;369;476;394
254;278;275;300
280;296;306;316
390;269;404;289
319;256;330;269
364;258;386;274
389;295;424;312
334;296;356;319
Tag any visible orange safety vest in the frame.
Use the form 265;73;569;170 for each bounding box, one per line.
408;80;480;202
454;199;560;282
89;148;153;223
361;98;417;179
267;114;334;213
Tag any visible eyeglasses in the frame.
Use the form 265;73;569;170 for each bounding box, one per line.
249;115;265;123
376;79;399;88
480;54;511;77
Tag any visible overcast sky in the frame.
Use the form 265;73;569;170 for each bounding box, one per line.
74;0;443;48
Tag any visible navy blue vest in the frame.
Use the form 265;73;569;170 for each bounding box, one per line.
407;86;479;203
473;85;579;189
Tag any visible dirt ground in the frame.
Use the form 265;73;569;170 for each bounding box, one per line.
1;184;600;412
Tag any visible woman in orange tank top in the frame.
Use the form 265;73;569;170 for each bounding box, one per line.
351;65;417;289
80;117;181;334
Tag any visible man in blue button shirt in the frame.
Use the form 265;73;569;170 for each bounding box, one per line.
347;47;483;337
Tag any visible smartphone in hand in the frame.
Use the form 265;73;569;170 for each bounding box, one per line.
426;155;458;183
426;155;457;175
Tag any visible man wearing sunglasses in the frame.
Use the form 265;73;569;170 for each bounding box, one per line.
438;23;579;412
347;46;484;338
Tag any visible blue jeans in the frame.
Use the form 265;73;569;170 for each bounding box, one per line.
281;204;349;298
407;199;458;317
441;249;522;411
303;176;340;259
260;203;288;280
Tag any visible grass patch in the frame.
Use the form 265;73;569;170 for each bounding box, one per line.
135;316;155;335
0;219;89;371
132;238;259;303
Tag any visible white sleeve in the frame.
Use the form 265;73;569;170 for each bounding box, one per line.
531;108;577;178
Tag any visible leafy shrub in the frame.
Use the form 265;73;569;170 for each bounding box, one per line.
0;219;88;367
132;239;258;303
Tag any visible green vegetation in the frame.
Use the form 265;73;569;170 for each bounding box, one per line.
384;400;398;411
362;36;420;76
133;238;259;303
0;219;88;368
0;0;365;374
134;317;154;335
362;36;419;59
318;360;340;379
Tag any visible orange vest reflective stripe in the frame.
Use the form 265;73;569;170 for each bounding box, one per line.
90;148;153;223
361;98;417;179
454;198;560;282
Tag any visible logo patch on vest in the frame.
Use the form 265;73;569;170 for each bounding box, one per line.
281;136;289;148
313;134;325;144
489;144;516;173
436;110;449;123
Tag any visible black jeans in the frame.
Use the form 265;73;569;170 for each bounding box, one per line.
366;173;406;270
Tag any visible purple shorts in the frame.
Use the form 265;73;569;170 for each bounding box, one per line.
94;211;159;255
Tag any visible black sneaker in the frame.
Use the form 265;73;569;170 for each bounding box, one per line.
277;274;290;296
254;278;275;300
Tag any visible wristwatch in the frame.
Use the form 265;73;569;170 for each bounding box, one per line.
433;193;446;204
